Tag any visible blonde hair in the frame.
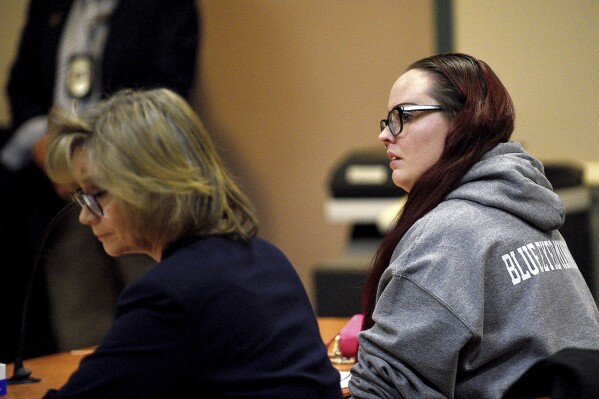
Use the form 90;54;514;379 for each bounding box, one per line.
46;88;258;244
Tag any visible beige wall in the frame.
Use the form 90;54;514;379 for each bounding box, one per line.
453;0;599;163
191;1;436;301
0;1;436;304
0;1;28;124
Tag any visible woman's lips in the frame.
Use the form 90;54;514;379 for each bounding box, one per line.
387;151;401;168
95;233;110;241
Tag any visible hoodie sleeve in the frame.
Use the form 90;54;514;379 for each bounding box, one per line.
349;273;474;399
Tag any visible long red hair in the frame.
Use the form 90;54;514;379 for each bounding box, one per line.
362;53;515;330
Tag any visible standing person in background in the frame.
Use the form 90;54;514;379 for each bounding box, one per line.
349;53;599;398
41;88;343;399
0;0;199;363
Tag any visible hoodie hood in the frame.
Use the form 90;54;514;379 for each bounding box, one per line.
446;141;565;231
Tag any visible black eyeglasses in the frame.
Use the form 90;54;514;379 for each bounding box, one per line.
380;105;445;136
71;188;107;218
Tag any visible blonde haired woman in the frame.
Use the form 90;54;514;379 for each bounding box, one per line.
43;88;342;399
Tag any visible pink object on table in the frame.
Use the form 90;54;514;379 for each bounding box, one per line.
338;314;364;358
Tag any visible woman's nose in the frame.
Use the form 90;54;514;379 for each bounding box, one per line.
379;126;394;143
78;206;97;225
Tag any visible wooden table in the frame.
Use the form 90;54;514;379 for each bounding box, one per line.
3;348;93;399
318;316;350;346
318;317;354;397
5;317;351;399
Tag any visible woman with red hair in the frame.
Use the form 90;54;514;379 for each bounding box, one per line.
349;53;599;398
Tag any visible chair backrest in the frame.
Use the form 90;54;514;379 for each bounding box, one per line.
33;204;155;354
504;347;599;399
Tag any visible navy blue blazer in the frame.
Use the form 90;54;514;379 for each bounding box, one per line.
43;236;343;399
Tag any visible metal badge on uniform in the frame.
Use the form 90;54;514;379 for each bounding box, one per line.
66;54;94;99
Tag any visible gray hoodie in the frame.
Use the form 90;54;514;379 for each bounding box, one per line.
349;141;599;399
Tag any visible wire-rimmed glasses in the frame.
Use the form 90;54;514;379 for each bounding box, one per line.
71;188;107;218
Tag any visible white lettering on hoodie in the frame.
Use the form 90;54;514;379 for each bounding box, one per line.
502;240;577;285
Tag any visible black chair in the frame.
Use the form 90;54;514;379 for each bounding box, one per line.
504;347;599;399
25;203;155;358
